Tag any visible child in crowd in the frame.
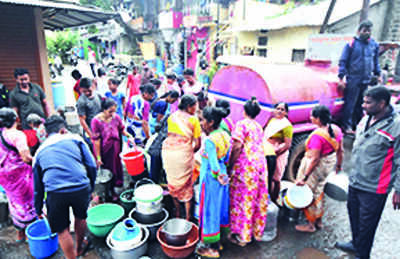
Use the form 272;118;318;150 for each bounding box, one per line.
105;78;125;119
96;67;108;97
71;69;82;101
23;113;46;155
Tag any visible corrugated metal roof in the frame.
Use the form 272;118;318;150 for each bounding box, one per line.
0;0;117;30
231;0;382;32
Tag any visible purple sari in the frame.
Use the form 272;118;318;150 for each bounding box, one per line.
0;130;36;229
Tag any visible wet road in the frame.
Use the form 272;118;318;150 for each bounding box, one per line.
1;124;399;257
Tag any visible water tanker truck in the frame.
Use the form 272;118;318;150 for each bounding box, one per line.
208;50;400;181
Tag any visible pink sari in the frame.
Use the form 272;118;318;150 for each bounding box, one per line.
0;129;36;229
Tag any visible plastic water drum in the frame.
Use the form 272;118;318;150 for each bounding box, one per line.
51;81;66;109
120;149;145;176
26;219;58;259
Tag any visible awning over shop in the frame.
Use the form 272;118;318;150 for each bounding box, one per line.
0;0;117;30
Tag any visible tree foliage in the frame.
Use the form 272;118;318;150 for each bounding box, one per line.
79;0;114;11
46;30;79;63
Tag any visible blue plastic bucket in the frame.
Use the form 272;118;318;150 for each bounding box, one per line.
26;219;58;259
51;81;65;109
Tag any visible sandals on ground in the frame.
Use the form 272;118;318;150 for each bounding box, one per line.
77;238;93;257
295;224;317;233
196;247;220;258
227;234;247;247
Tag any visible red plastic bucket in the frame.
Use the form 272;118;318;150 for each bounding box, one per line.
120;150;145;176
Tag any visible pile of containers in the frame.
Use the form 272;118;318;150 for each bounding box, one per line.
106;218;149;259
128;179;169;240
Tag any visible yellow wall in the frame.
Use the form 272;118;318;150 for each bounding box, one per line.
266;26;319;63
226;26;320;63
236;31;257;52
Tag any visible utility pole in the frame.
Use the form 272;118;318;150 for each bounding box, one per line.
216;1;220;58
319;0;336;34
360;0;370;22
184;27;187;68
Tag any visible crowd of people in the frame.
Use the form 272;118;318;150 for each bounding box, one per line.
0;19;399;259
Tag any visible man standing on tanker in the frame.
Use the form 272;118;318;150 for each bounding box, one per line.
338;20;381;134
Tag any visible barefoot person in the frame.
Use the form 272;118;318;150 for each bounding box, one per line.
162;95;201;220
197;106;231;258
228;97;268;247
295;105;343;233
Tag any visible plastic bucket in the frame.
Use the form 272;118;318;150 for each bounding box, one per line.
120;150;145;176
26;219;58;259
51;81;66;109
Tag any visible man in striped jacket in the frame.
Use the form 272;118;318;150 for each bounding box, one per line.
336;86;400;259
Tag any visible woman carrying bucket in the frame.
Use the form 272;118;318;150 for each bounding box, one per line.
295;105;343;232
162;95;201;220
0;108;37;242
91;98;134;201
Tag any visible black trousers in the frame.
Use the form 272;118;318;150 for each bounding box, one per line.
347;186;388;259
150;153;162;184
342;81;367;130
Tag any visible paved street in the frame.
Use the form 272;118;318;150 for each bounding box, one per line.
0;137;399;259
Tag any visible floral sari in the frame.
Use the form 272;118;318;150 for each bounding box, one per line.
230;118;268;243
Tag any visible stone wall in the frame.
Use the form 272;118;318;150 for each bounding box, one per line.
380;0;400;77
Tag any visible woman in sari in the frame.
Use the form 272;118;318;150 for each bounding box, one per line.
92;98;133;200
162;95;201;220
197;106;231;258
263;102;293;202
0;108;36;242
228;97;268;247
295;105;343;232
216;99;234;135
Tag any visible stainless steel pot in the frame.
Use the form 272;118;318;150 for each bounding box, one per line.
129;208;169;241
106;226;149;259
160;218;192;246
94;168;113;202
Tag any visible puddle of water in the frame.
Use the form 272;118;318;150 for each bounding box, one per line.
296;247;329;259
